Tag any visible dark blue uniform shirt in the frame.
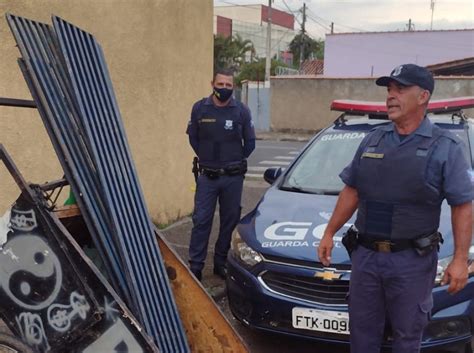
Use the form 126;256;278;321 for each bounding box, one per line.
186;95;256;169
340;117;474;238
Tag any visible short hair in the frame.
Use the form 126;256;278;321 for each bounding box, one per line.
213;68;234;81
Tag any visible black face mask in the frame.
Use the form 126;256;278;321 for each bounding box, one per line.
213;87;233;102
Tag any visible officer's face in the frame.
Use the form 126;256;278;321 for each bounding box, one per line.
212;74;234;89
386;81;429;122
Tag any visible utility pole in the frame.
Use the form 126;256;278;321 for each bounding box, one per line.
299;3;306;69
430;0;436;30
265;0;272;82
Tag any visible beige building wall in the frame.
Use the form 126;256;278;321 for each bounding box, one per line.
271;76;474;132
0;0;213;224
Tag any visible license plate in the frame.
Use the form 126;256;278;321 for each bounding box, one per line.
292;307;350;335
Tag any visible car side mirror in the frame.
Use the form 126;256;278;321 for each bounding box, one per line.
263;167;282;185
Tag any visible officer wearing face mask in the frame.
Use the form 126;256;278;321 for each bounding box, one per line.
186;68;256;281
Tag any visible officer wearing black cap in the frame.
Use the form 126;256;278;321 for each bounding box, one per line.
186;68;256;281
319;64;473;353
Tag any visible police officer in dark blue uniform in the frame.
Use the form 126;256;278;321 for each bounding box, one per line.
186;68;256;281
318;64;473;353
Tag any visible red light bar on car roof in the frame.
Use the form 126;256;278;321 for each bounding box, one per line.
331;97;474;114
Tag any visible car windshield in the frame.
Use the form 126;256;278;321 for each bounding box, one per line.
281;119;472;195
281;129;368;195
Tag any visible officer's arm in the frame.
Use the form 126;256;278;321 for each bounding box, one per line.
189;135;199;155
186;103;200;155
442;202;472;294
325;185;359;236
319;186;358;266
241;104;256;158
243;139;255;158
451;202;473;263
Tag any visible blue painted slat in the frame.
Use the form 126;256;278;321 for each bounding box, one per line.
53;17;189;352
6;13;135;316
7;13;189;353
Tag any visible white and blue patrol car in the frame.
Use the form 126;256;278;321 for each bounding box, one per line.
226;98;474;353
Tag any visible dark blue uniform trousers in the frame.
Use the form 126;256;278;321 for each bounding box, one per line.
189;174;244;272
349;245;437;353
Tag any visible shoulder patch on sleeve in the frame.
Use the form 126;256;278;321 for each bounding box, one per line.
438;128;462;144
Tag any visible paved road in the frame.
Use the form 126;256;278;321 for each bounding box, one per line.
246;140;306;180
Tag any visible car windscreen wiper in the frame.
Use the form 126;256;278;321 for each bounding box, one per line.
280;185;314;194
321;190;340;195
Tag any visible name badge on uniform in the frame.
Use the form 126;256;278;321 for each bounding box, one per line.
416;148;428;157
200;117;216;123
224;120;234;130
361;152;384;159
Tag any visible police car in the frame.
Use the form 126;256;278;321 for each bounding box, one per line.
227;97;474;353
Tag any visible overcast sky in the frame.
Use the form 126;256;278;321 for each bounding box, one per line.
214;0;474;39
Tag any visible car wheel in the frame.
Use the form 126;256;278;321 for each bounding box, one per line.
0;333;34;353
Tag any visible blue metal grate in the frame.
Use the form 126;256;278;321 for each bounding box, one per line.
7;13;189;353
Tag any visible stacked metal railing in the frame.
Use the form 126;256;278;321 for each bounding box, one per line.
7;13;190;353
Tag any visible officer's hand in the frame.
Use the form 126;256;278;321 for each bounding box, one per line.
441;258;468;294
318;234;334;267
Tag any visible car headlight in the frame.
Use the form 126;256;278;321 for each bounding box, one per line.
468;244;474;275
434;244;474;285
231;231;262;268
435;256;453;285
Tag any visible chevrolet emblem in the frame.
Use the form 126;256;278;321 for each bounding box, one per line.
314;270;342;281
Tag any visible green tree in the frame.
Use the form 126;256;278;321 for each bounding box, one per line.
235;58;287;86
289;32;324;66
214;34;255;72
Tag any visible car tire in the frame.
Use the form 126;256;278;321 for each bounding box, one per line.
0;333;34;353
465;342;473;353
458;342;472;353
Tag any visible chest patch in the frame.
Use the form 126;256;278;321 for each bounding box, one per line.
416;149;428;157
224;120;234;130
362;152;384;159
200;117;216;123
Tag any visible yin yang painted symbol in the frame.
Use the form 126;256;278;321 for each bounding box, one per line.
0;235;62;310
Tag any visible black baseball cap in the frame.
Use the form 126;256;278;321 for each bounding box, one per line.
376;64;434;94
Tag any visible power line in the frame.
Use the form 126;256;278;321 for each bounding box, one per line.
280;0;303;27
306;7;369;33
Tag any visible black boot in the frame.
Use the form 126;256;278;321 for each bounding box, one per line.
190;268;202;281
213;265;227;279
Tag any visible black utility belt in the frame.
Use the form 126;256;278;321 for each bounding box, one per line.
357;231;443;254
201;166;244;178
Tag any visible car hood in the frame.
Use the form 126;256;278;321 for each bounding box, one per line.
238;186;455;265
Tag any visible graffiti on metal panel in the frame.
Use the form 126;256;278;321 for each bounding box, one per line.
47;291;90;332
0;203;153;352
16;311;50;352
0;234;63;310
10;209;37;232
102;296;120;322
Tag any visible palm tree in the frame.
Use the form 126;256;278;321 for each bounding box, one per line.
214;34;256;71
